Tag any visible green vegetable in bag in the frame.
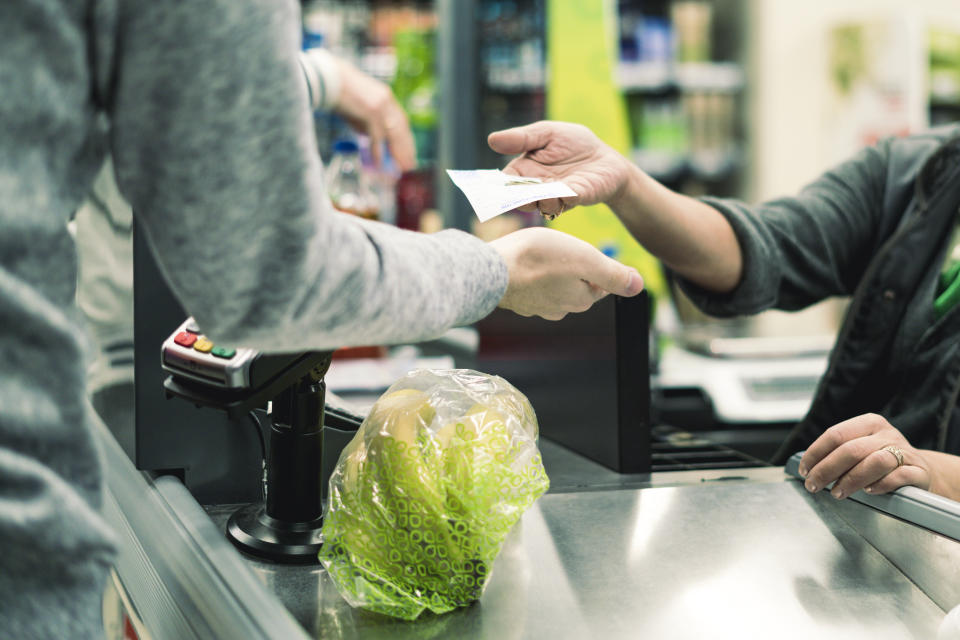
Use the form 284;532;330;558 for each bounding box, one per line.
319;369;549;620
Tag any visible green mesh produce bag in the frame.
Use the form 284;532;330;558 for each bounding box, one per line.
319;369;550;620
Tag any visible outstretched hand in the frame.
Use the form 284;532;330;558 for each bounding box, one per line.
798;413;932;499
489;227;643;321
487;121;633;216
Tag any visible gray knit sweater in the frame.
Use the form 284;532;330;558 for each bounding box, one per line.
0;1;506;637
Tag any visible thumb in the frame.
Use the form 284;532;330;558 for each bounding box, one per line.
488;120;554;156
589;257;644;298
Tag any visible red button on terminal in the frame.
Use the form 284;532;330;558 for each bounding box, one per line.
174;331;197;347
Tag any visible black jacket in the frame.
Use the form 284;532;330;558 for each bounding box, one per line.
679;125;960;463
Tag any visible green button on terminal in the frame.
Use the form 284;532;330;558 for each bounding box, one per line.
211;346;236;359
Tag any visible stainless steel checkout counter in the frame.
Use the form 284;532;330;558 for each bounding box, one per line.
112;236;960;638
100;405;960;640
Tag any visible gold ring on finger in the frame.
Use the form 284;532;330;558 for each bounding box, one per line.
536;200;554;221
554;199;567;218
880;444;904;468
539;199;565;222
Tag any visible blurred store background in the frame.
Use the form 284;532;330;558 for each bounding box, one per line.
302;0;960;462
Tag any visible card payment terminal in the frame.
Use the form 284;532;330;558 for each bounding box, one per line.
161;317;361;563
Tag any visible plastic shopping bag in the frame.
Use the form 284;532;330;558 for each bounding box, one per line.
319;369;549;620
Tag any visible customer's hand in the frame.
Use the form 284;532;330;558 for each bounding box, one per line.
334;59;416;171
490;227;643;320
487;121;633;217
798;413;932;498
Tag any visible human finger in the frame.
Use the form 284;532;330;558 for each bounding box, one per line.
829;446;907;499
366;122;385;168
488;121;554;156
535;198;565;218
573;247;644;299
585;281;609;302
798;413;889;477
865;465;930;495
803;431;888;493
531;278;608;320
565;279;610;313
383;113;416;172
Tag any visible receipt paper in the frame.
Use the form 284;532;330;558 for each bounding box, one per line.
446;169;578;222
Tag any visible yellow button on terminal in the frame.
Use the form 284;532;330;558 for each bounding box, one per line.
193;336;214;353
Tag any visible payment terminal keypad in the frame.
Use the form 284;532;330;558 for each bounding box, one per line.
161;318;258;389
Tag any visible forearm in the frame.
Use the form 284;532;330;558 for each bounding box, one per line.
921;450;960;501
111;0;505;352
608;163;742;293
300;48;342;111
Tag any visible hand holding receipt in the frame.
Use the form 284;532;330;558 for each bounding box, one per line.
446;169;578;222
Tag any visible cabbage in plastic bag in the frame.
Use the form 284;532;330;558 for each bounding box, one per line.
319;369;549;620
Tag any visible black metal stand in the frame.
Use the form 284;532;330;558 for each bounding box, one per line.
163;350;367;564
226;374;326;563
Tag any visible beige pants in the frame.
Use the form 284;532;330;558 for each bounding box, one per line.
74;158;135;393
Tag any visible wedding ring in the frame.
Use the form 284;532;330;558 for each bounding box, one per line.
881;444;905;468
537;199;567;221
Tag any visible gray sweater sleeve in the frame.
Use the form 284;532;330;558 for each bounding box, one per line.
676;138;894;317
110;0;507;351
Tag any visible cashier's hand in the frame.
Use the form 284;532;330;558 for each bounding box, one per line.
334;58;417;172
487;121;633;217
798;414;933;499
490;227;643;320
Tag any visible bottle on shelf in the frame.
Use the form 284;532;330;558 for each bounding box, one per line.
325;138;388;361
326;139;380;220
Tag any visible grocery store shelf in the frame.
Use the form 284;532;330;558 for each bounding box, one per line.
630;147;741;182
486;66;547;92
618;61;744;92
485;61;745;94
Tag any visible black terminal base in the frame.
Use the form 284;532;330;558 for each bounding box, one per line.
226;503;323;564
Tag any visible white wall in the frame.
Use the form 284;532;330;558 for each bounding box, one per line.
746;0;960;202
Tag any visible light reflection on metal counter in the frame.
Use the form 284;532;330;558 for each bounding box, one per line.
208;467;948;640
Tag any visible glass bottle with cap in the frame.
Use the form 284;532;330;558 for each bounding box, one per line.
326;139;380;220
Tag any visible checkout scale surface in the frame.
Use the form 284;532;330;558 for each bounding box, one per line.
198;455;952;639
